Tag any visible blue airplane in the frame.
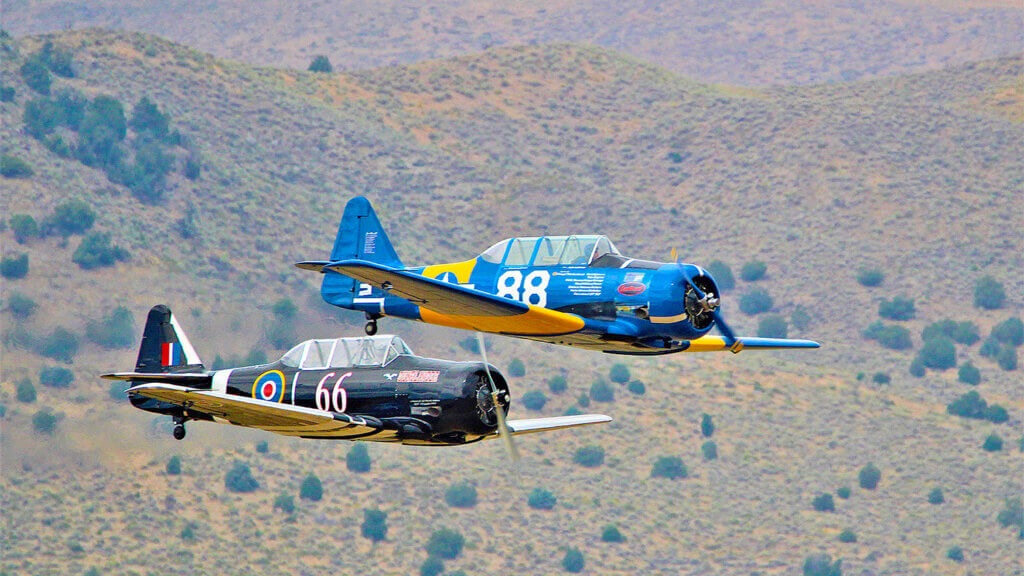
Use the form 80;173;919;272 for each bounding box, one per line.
298;197;820;356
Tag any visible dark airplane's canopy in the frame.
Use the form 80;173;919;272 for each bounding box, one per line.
280;335;413;369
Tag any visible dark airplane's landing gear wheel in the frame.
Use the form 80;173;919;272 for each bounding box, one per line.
173;424;186;440
364;320;378;336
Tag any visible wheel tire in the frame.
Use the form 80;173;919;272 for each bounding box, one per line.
364;321;378;336
173;424;186;440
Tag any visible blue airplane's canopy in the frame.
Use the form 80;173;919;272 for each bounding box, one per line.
478;235;620;267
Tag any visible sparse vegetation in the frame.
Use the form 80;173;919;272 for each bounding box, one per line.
836;486;851;500
958;362;981;385
858;463;881;490
922;319;979;345
928;487;945;504
973;275;1005;310
548;375;567;394
651;456;687;479
739;288;773;315
273;493;295;514
37;328;79;362
739;260;767;281
982;434;1003;452
528;487;557;510
992;317;1024;347
627;380;646;395
1;154;34;178
812;493;835;512
166;456;181;475
946;391;1008;423
72;233;130;269
803;554;842;576
45;199;96;236
997;498;1023;530
916;337;956;370
8;291;37;319
705;260;734;291
1;253;29;279
562;547;585;573
347;443;371;472
86;306;135;349
856;268;884;287
444;482;477;508
16;378;36;403
308;55;333;73
701;413;714;437
871;372;890;384
299;473;323;501
946;546;964;562
521;389;547;411
589;378;614;402
601;525;625;543
790;305;811;331
573;445;605;468
32;408;59;434
9;214;39;243
420;556;443;576
837;529;856;543
863;321;912;350
425;527;464;559
361;508;387;541
757;314;788;338
224;461;259;493
878;296;915;321
702;440;718;460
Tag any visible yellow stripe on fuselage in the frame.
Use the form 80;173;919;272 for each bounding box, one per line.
419;306;585;336
421;259;477;284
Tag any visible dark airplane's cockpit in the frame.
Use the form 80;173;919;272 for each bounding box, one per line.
478;235;621;267
280;335;413;369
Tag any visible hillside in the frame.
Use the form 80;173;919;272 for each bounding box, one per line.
5;1;1023;86
1;29;1022;576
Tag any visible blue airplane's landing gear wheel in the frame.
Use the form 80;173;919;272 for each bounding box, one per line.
364;320;378;336
173;423;186;440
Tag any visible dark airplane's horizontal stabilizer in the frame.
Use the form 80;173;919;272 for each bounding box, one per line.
503;414;612;436
102;372;212;385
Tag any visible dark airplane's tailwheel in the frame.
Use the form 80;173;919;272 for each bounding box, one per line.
364;320;378;336
173;424;186;440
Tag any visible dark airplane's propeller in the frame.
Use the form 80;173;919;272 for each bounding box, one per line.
476;332;520;462
676;260;737;348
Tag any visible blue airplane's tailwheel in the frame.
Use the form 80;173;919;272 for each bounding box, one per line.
173;424;186;440
364;320;378;336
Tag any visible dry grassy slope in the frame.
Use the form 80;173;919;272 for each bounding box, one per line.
5;0;1022;86
1;30;1022;576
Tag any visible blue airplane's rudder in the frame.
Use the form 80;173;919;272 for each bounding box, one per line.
322;197;403;307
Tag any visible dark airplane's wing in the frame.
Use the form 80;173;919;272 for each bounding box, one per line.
102;372;212;385
301;259;586;336
501;414;612;436
125;383;392;439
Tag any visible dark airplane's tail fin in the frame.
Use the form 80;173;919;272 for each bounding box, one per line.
135;305;205;373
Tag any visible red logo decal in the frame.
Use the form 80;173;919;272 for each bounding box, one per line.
617;282;646;296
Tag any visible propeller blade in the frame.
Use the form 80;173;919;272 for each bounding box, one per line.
670;247;678;262
476;332;520;462
677;262;736;346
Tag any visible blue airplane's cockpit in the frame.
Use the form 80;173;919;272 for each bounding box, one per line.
279;335;413;369
478;235;621;267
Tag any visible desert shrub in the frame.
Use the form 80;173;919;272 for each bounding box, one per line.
651;456;687;479
1;253;29;279
812;493;835;512
856;268;884;287
836;486;851;499
361;509;387;541
993;317;1024;347
987;405;1009;424
627;380;646;395
16;378;36;403
791;306;811;331
548;375;567;394
9;215;39;243
32;408;59;434
740;260;767;281
425;527;464;559
347;443;371;472
576;393;590;407
958;362;981;385
419;557;444;576
601;525;625;542
996;346;1018;371
872;372;890;384
180;524;196;542
562;547;585;573
528;487;557;510
802;553;842;576
38;41;75;77
997;497;1023;529
271;298;297;320
859;463;881;490
574;445;605;468
917;337;956;370
946;391;1008;423
8;291;37;319
224;461;259;493
757;314;788;338
86;306;135;348
72;233;130;269
979;337;999;362
52;88;86;129
908;358;925;377
444;482;477;508
946;546;964;562
928;487;945;504
20;57;51;94
0;84;14;101
508;358;525;377
983;434;1003;452
521;390;547;411
23;97;61;138
38;329;78;362
922;320;979;345
705;260;734;291
973;275;1005;310
299;473;323;501
838;529;856;543
701;440;718;460
878;296;915;321
166;456;181;475
608;362;630;384
590;379;614;402
45;199;95;236
273;493;295;514
863;322;912;350
701;413;714;437
308;55;333;73
130;97;169;139
255;440;269;453
0;154;33;178
739;288;773;315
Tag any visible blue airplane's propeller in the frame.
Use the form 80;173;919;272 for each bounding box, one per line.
676;261;737;347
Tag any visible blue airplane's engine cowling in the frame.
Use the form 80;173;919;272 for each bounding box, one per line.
648;264;720;340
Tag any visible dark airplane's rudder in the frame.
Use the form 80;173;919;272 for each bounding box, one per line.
135;305;205;373
322;196;403;307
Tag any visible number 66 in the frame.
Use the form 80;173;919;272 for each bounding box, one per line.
316;371;350;412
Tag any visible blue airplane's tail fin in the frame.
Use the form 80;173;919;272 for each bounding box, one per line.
318;197;403;307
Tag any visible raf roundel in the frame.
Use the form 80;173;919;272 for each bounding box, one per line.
252;370;286;402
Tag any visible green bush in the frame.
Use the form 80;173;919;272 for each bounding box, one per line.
224;461;259;493
8;291;37;319
651;456;687;479
739;288;773;315
922;320;979;345
425;527;464;559
255;440;269;453
859;463;881;490
609;362;630;384
520;390;547;411
627;380;646;395
1;253;29;279
878;296;915;320
548;374;567;394
982;434;1003;452
946;391;1008;423
308;55;333;73
997;497;1023;529
20;57;51;94
38;329;78;362
996;346;1017;371
992;317;1024;347
872;372;890;384
958;362;981;385
856;268;884;287
928;487;944;505
39;367;73;388
444;482;477;508
946;546;964;562
419;557;443;576
908;358;925;377
130;97;170;139
9;215;39;243
863;321;912;350
528;487;557;510
0;84;14;101
562;547;585;573
273;493;295;514
0;154;34;178
757;314;788;338
299;473;323;501
917;337;956;370
86;306;135;349
589;379;614;402
32;408;59;434
705;260;734;291
16;378;36;403
271;298;297;320
23;97;60;138
361;508;387;541
347;443;371;472
601;525;625;543
812;493;835;512
836;486;851;499
701;440;718;460
38;41;75;77
180;524;196;542
508;357;525;377
973;275;1005;309
802;553;842;576
740;260;767;281
574;445;605;468
72;233;130;269
701;413;714;437
791;306;811;331
44;199;95;236
837;529;856;543
166;456;181;475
